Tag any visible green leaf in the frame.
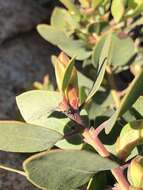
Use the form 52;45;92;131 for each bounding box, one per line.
88;90;113;119
16;90;62;122
37;24;91;60
24;150;118;190
16;90;88;149
111;34;135;68
126;0;143;17
116;120;143;160
53;109;88;149
78;71;93;89
87;172;107;190
79;0;90;7
92;0;103;8
77;72;94;104
51;7;78;35
105;70;143;134
131;3;143;17
85;33;112;104
133;96;143;117
92;36;105;67
62;57;75;92
111;0;125;23
59;0;80;15
0;121;62;153
92;33;135;69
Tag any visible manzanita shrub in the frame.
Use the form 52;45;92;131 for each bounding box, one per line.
0;0;143;190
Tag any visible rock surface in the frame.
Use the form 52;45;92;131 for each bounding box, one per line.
0;31;56;120
0;0;49;44
0;0;57;189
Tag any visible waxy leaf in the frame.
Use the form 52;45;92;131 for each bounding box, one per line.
126;0;143;17
92;0;103;8
62;57;75;92
59;0;80;15
85;33;112;104
16;90;62;122
116;120;143;160
105;70;143;134
16;90;88;149
24;150;118;190
127;156;143;189
0;121;62;153
87;173;107;190
51;109;88;149
133;96;143;117
37;24;91;60
51;7;78;35
111;0;125;23
78;71;93;90
79;0;90;7
92;33;135;69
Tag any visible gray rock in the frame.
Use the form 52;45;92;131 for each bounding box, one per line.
0;0;49;44
0;1;58;189
0;152;36;190
0;30;57;189
0;30;56;119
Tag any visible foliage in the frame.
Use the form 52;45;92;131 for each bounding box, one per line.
0;0;143;190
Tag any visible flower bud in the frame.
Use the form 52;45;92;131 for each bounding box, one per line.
54;52;79;110
54;52;70;92
128;156;143;189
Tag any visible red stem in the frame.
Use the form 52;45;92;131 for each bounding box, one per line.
111;168;130;190
82;127;130;190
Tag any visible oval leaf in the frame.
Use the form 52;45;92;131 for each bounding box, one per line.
92;33;135;68
16;90;88;149
24;149;118;190
16;90;62;123
51;7;78;35
116;120;143;160
133;96;143;117
0;121;63;153
92;0;103;8
111;0;125;23
59;0;80;15
37;24;91;60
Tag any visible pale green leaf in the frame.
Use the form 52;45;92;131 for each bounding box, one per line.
133;96;143;117
79;0;90;7
116;120;143;160
92;0;103;8
59;0;80;15
37;24;91;60
92;33;135;69
51;7;78;35
62;57;75;92
0;121;62;153
85;33;112;104
111;0;125;22
16;90;88;149
126;0;143;17
24;150;118;190
78;71;93;89
16;90;62;122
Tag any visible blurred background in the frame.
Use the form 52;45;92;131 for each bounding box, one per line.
0;0;56;189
